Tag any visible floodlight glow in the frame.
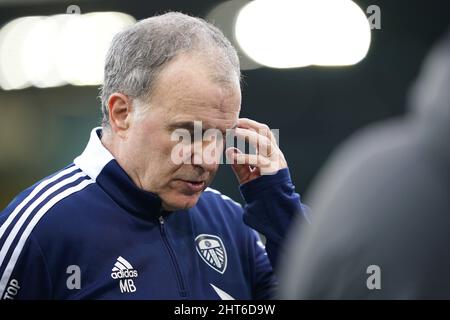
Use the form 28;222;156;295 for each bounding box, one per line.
57;12;136;86
235;0;371;68
0;12;136;90
0;17;42;90
22;15;67;88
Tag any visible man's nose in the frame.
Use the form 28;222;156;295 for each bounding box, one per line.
191;139;221;170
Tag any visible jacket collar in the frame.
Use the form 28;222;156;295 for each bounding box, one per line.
74;127;163;219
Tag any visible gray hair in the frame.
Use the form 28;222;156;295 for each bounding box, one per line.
99;12;241;128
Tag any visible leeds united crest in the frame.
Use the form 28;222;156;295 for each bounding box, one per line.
195;234;227;274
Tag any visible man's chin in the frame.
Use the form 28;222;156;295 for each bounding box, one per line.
161;192;202;211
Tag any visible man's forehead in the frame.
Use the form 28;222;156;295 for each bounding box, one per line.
152;53;241;129
172;92;240;111
163;79;239;118
154;53;241;104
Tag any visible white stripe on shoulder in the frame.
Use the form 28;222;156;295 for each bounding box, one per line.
0;178;94;298
0;165;79;242
204;187;242;207
0;171;87;269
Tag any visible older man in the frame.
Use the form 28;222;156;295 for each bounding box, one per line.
0;12;309;299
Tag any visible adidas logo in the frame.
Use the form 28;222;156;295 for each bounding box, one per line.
111;256;139;279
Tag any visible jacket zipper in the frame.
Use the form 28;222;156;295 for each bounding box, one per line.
158;216;187;297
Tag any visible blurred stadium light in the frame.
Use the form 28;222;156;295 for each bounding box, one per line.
0;12;136;90
0;0;373;89
234;0;372;68
206;0;261;71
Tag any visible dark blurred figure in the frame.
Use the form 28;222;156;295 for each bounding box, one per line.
279;28;450;299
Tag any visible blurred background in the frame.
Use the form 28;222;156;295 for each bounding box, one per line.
0;0;449;208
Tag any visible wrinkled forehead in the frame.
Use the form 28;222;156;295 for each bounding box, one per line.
152;54;241;130
167;85;241;132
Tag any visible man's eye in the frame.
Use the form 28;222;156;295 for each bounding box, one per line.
180;129;225;144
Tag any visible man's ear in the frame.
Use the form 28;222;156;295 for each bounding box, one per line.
107;93;133;138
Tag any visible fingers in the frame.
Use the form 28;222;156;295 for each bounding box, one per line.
234;127;274;157
226;147;270;166
237;118;278;145
233;152;272;167
225;118;286;181
226;148;252;182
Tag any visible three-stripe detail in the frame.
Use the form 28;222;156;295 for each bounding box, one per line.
112;256;134;272
0;165;94;298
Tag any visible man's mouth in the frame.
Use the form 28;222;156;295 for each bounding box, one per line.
177;179;206;193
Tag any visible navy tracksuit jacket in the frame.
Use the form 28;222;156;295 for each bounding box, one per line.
0;128;310;299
